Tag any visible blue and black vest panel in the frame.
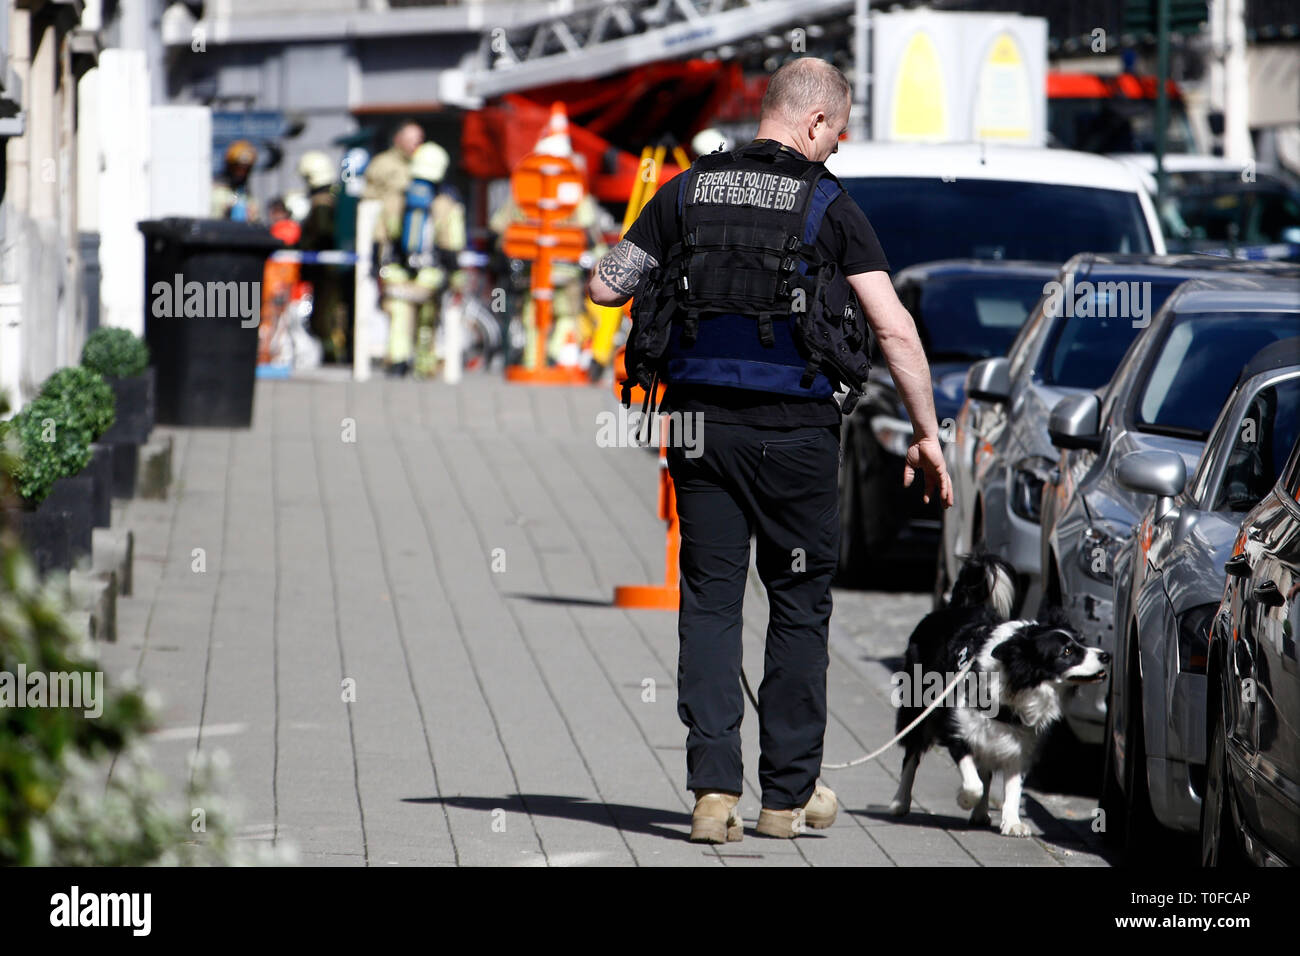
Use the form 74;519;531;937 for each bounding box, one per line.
661;142;849;399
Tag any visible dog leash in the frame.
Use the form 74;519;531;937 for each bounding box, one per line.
740;659;977;770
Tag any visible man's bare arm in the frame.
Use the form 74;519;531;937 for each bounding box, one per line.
847;270;953;508
588;239;659;307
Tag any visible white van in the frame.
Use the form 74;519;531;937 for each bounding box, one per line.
826;142;1166;272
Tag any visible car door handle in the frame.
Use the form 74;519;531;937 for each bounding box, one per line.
1225;553;1252;577
1252;580;1286;608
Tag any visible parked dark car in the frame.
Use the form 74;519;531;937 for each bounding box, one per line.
837;259;1058;583
1203;429;1300;866
1114;155;1300;261
1105;338;1300;857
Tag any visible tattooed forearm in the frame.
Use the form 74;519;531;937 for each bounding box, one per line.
595;240;659;297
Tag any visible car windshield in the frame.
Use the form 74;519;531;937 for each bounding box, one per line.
1157;174;1300;246
1137;312;1300;438
841;178;1154;273
914;274;1048;361
1039;276;1187;388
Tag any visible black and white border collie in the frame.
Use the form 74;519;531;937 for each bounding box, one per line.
889;554;1110;837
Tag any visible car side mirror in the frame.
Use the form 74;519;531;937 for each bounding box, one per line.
1048;393;1101;451
1116;449;1187;520
966;357;1010;404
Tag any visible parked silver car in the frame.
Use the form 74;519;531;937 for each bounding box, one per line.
1104;339;1300;854
940;254;1290;617
1043;276;1300;745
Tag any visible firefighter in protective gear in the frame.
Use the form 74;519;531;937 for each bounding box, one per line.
377;141;466;377
212;140;260;221
296;150;348;361
363;122;422;373
364;121;424;247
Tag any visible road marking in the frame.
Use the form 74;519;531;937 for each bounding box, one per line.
149;722;248;742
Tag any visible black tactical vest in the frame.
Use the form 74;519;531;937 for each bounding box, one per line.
622;139;871;415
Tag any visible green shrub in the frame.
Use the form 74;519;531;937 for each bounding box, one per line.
1;397;93;505
38;366;116;442
0;528;291;865
80;327;150;380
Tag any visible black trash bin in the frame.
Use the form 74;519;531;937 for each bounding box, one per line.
139;218;282;427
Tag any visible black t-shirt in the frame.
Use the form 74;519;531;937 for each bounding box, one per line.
624;140;891;428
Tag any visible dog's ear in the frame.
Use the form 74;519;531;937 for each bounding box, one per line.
1037;604;1072;630
990;639;1020;665
990;633;1039;693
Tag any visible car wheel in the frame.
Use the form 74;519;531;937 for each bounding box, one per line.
1121;661;1197;863
1099;694;1128;848
836;425;870;588
1122;660;1162;862
1201;687;1248;868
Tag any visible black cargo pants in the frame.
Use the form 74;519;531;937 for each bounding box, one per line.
665;419;840;811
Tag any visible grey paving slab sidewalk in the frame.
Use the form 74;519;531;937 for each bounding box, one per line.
100;374;1111;867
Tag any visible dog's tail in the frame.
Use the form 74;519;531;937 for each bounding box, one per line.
985;560;1016;620
950;553;1018;619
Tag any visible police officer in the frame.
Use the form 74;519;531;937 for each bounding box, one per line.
588;57;952;843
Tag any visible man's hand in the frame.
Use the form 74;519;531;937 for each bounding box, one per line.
903;436;954;509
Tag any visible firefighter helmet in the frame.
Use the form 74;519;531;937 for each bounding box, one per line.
224;139;258;167
410;142;450;183
297;150;335;189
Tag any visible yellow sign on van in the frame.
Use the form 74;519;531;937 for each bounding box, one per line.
974;32;1032;141
890;31;948;141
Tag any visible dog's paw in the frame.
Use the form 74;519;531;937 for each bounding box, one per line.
888;798;910;817
999;819;1031;838
969;809;991;827
956;785;983;810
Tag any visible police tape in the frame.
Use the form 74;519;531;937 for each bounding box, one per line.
267;250;491;268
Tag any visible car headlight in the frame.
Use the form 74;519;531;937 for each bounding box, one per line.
1009;456;1055;523
870;414;913;458
1176;603;1215;675
1079;522;1128;585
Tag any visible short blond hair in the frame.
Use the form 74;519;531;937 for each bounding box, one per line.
760;57;851;126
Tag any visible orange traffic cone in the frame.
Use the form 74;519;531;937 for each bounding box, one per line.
613;406;680;611
535;101;573;157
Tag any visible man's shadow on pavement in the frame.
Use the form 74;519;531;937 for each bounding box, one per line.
404;794;689;841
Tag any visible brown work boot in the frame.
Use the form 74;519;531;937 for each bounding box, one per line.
689;790;744;844
755;784;838;838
